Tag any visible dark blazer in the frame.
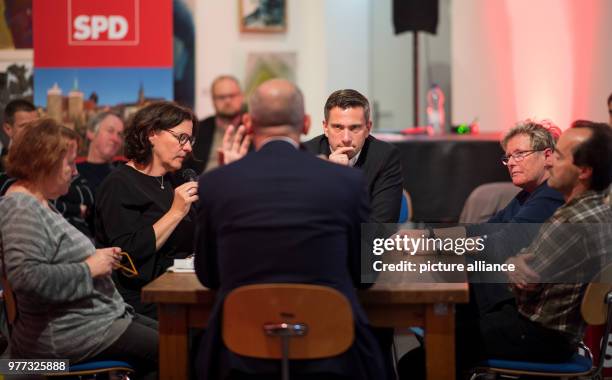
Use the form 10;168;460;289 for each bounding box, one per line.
303;134;403;223
194;140;388;380
182;115;216;174
465;181;564;314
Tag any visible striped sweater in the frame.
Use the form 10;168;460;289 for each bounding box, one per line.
0;192;132;362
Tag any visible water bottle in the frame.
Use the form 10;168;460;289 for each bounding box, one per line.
426;84;445;134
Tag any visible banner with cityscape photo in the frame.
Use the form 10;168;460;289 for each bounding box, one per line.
32;0;173;133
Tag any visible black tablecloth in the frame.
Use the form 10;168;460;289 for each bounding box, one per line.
380;133;509;223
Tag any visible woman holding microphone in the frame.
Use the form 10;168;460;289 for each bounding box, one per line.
95;101;199;318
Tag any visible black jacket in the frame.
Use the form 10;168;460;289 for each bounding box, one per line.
304;134;403;223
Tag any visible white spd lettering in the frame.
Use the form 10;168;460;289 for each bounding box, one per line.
73;15;128;40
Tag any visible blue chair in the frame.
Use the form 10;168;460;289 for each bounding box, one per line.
48;361;134;379
398;189;413;223
469;264;612;380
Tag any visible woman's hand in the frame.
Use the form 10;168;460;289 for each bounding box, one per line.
170;181;199;217
85;247;122;278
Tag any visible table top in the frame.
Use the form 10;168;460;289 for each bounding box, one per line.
142;271;469;306
373;132;502;143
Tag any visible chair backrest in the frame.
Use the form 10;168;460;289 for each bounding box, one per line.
222;283;354;359
581;263;612;376
459;182;521;224
582;263;612;325
398;189;413;223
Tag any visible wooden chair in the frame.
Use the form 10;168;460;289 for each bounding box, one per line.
470;263;612;379
222;284;354;380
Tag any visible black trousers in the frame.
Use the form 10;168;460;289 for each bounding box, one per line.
457;301;576;367
87;313;159;380
399;301;577;380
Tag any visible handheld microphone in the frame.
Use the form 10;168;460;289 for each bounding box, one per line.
181;168;198;183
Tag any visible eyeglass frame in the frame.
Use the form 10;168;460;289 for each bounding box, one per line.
117;252;139;278
164;129;196;147
213;92;241;101
501;149;547;166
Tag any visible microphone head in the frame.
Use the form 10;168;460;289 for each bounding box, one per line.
181;168;198;182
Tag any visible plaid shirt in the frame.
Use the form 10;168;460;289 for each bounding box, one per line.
513;190;612;342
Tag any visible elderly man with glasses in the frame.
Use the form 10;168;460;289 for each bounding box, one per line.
460;120;566;313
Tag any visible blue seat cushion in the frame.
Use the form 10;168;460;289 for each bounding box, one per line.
70;360;133;372
478;353;592;373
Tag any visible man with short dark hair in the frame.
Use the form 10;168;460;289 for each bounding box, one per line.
0;99;38;194
304;89;403;223
0;99;37;172
194;79;387;379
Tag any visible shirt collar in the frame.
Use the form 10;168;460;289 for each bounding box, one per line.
260;136;299;149
328;146;362;167
348;149;362;167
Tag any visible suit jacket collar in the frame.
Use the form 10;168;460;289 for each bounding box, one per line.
259;139;300;154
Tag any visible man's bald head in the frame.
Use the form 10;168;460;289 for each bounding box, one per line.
248;79;305;132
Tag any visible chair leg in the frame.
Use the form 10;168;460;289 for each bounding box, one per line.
469;373;496;380
281;335;290;380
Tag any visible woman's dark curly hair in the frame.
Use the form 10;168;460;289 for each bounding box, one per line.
124;101;197;165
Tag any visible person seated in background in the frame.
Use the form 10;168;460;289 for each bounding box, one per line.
183;75;250;174
304;90;401;373
95;101;199;319
0;99;37;190
304;89;403;223
397;120;564;378
456;121;612;377
54;111;126;238
0;119;157;378
194;79;388;380
462;120;565;311
0;100;96;237
79;111;126;196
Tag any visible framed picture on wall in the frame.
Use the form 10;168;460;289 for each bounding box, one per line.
239;0;287;33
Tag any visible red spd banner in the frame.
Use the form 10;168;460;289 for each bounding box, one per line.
34;0;172;67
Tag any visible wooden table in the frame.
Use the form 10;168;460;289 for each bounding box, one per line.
142;266;468;380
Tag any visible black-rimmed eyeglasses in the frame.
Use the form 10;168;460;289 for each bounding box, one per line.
164;129;196;147
501;149;543;166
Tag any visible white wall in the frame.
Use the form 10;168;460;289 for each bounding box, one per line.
324;0;370;101
195;0;371;137
452;0;612;132
370;0;451;131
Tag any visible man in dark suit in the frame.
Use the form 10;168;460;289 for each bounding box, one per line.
304;89;403;223
1;99;37;173
184;75;248;174
194;79;388;380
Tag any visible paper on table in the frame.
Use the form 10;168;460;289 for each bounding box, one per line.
167;256;195;272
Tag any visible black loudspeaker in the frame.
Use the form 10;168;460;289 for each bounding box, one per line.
393;0;439;35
